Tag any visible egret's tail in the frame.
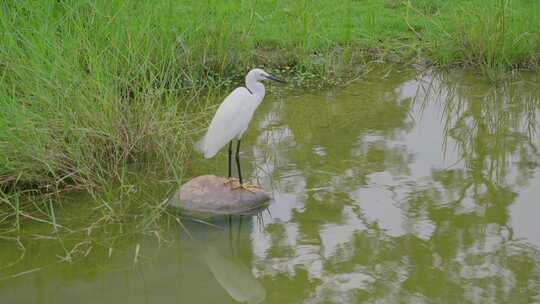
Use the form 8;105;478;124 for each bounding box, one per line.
194;137;207;157
195;134;223;158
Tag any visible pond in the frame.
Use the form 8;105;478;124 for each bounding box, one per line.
1;68;540;303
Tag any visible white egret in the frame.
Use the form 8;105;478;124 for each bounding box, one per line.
196;68;285;191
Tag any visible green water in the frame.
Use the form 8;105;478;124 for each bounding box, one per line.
1;69;540;303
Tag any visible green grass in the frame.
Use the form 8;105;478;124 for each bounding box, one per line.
0;0;539;217
407;0;540;78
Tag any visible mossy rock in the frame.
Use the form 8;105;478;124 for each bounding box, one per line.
168;175;271;217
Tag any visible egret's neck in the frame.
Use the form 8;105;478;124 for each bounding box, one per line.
246;79;265;100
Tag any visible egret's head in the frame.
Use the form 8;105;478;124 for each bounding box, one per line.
246;68;286;83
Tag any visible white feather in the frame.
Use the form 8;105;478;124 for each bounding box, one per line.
197;87;260;158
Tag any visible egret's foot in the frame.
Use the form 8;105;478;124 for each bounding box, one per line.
233;183;259;193
223;178;238;185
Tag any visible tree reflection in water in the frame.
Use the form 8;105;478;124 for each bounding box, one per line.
248;70;540;303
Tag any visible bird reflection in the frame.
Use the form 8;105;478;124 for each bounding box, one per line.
202;215;266;304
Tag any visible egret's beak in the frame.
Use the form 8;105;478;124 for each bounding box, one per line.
265;74;286;83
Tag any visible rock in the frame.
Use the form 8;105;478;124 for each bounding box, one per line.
168;175;271;217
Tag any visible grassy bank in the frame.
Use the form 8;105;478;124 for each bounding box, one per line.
1;0;539;215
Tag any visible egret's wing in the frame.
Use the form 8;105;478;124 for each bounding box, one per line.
197;87;253;158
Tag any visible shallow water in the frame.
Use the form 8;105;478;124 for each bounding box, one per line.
1;69;540;303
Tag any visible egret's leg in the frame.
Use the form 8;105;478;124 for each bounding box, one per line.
224;141;236;185
228;141;233;178
234;140;258;192
235;139;243;184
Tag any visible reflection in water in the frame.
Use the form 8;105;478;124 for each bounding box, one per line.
0;215;265;304
1;69;539;303
246;70;540;303
204;218;265;304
